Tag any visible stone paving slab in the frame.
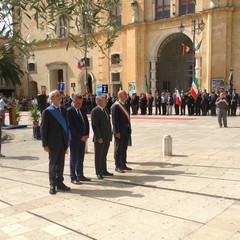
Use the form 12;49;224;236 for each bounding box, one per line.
0;113;240;239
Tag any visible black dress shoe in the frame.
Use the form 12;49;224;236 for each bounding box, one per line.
122;166;132;171
57;183;71;191
71;180;81;185
78;176;91;181
115;168;125;173
102;171;114;176
49;185;56;195
97;174;104;179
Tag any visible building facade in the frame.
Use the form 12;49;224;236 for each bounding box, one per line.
16;0;240;97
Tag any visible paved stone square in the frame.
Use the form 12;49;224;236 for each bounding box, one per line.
0;113;240;239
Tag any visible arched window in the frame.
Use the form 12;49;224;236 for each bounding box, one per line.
111;53;121;65
58;16;68;38
112;5;122;26
28;63;36;72
156;0;170;20
179;0;195;16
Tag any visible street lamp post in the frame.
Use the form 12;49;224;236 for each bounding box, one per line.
26;55;30;97
179;15;205;83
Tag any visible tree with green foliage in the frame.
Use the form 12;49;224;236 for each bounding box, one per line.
0;0;121;86
0;49;23;87
1;0;121;55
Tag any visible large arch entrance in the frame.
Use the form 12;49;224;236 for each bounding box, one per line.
156;33;193;93
78;71;95;95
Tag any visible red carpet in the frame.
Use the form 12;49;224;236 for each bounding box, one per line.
130;115;197;121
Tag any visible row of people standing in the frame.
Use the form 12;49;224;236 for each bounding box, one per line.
40;90;132;195
128;89;239;117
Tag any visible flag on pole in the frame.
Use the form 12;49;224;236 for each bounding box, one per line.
182;43;190;56
77;61;83;69
195;38;203;52
228;68;233;96
145;75;149;93
176;89;182;106
190;76;199;99
119;80;123;91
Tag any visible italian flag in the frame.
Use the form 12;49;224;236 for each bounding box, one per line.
176;89;182;106
182;43;190;57
190;77;199;99
195;38;203;52
145;75;149;93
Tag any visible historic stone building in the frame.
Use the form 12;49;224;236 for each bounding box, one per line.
16;0;240;97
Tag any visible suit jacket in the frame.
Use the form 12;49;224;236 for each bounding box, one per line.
67;106;89;142
91;106;112;142
111;102;131;135
40;105;68;151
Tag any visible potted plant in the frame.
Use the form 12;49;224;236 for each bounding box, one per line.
29;104;41;126
15;104;21;125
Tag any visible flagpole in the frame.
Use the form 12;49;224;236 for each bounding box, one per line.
229;68;233;96
192;15;196;83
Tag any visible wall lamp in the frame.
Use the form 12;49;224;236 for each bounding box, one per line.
131;0;138;9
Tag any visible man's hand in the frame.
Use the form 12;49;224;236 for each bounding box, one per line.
81;135;89;142
115;133;120;139
98;138;103;144
44;146;50;152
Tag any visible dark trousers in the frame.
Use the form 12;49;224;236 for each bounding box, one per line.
70;140;85;180
114;133;129;168
94;141;110;175
155;105;161;115
162;103;166;115
131;105;138;115
181;105;186;115
175;105;179;115
49;144;66;185
211;105;216;116
148;105;153;115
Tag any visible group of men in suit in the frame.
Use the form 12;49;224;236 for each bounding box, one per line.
40;89;132;194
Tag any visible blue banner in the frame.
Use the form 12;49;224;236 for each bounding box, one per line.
102;84;108;94
97;84;102;96
58;82;65;91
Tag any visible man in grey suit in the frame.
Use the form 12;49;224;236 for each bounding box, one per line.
91;95;113;179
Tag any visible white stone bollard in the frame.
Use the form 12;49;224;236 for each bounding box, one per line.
163;135;172;156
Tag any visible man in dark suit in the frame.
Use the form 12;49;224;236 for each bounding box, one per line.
111;90;132;173
40;89;71;194
67;94;91;184
91;95;113;179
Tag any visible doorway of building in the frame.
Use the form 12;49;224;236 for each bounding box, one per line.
29;81;38;97
112;84;121;96
47;62;67;93
50;69;63;90
156;33;193;93
78;71;94;94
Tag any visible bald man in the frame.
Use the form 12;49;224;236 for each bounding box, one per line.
111;90;132;173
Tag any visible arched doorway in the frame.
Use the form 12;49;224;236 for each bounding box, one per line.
156;33;193;93
78;71;95;94
29;81;38;97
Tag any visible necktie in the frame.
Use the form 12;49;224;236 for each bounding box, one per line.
77;109;85;123
103;108;109;120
